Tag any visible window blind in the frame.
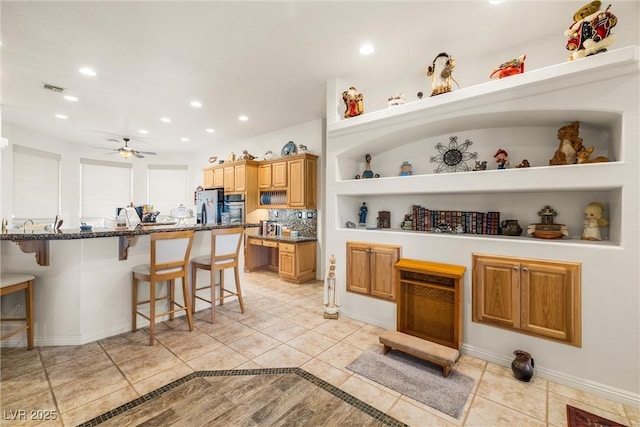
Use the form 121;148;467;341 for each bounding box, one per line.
13;145;61;219
147;165;189;215
80;159;133;219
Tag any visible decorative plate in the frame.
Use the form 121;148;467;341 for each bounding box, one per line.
281;141;297;157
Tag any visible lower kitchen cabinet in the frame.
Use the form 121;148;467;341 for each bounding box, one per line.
246;237;316;284
472;253;581;347
346;241;401;301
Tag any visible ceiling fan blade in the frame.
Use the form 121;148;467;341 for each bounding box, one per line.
93;147;119;151
133;153;145;158
137;151;157;155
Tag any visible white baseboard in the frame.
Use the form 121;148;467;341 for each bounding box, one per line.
462;343;640;407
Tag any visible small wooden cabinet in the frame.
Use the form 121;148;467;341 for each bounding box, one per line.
212;168;224;188
472;253;581;347
246;237;316;284
346;241;401;301
395;259;465;350
288;155;317;208
258;160;287;189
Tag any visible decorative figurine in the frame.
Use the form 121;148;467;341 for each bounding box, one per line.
426;52;457;96
264;150;276;160
527;205;569;239
387;93;406;107
582;202;609;241
472;160;487;171
565;1;617;61
356;154;379;179
377;211;391;229
430;136;477;173
208;156;218;164
400;161;412;176
323;255;339;319
490;54;526;79
549;121;584;166
225;151;236;163
401;214;413;230
240;150;256;160
576;146;610;163
515;159;531;168
298;144;309;153
359;202;368;226
494;148;510;169
342;86;364;118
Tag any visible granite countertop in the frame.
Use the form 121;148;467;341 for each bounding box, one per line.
0;223;260;241
247;234;317;243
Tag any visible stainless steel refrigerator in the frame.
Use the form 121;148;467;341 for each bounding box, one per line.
196;189;224;224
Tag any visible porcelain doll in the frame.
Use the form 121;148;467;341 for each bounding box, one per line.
494;148;509;169
426;52;456;96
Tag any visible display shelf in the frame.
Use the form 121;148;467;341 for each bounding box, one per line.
327;46;638;133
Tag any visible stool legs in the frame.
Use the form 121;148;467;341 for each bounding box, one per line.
234;266;245;314
25;281;34;350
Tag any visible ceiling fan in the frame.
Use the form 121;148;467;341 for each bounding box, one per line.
95;137;157;159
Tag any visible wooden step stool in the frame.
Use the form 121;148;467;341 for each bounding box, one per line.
379;330;459;377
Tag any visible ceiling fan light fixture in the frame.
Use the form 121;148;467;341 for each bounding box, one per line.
120;150;132;159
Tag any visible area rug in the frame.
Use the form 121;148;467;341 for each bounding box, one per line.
77;368;407;426
346;350;474;419
566;405;628;427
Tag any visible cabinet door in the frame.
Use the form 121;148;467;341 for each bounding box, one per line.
520;260;581;345
473;256;520;329
279;251;296;279
370;245;400;300
272;161;287;188
288;158;304;207
234;164;246;192
203;169;214;188
258;164;272;189
346;243;371;295
213;168;224;188
223;166;235;192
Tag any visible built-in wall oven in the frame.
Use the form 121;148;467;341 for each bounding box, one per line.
224;194;245;224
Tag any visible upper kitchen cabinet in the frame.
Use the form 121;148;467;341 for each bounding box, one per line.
287;153;317;209
258;153;318;209
222;160;258;194
203;166;224;189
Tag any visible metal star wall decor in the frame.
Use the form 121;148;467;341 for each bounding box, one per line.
429;136;478;173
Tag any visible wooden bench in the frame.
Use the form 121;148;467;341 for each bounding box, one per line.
379;330;459;377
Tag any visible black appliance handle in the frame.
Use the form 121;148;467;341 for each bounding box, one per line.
201;203;207;224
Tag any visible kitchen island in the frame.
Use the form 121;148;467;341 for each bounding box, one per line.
0;223;258;346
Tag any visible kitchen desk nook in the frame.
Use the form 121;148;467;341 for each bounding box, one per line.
0;223;258;346
245;235;317;284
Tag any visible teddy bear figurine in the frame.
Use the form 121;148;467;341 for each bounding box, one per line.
582;202;609;241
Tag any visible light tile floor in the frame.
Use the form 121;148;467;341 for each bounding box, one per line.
1;270;638;426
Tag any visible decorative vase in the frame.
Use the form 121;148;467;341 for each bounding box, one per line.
511;350;534;382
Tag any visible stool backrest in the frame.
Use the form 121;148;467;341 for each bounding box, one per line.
150;230;194;279
211;227;243;267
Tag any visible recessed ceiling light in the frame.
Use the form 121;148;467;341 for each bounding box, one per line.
238;115;249;122
63;95;78;102
359;43;375;55
78;67;96;77
181;137;190;142
161;117;172;123
138;129;148;135
205;128;215;133
190;101;202;108
55;114;68;120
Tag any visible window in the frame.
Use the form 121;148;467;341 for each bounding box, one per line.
147;165;189;215
13;145;61;221
80;158;132;220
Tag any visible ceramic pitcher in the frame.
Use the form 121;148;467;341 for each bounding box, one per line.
511;350;534;382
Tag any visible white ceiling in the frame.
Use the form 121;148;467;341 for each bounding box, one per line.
1;1;634;155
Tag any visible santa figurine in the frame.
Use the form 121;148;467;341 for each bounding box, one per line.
565;1;617;61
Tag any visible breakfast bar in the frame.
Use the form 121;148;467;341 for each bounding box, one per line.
0;224;258;346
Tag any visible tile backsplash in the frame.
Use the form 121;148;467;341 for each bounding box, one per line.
267;209;317;237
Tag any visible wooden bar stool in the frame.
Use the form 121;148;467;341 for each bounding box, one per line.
191;227;245;323
132;230;195;345
1;273;36;349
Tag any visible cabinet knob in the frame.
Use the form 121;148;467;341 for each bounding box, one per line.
522;267;529;272
513;266;519;271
